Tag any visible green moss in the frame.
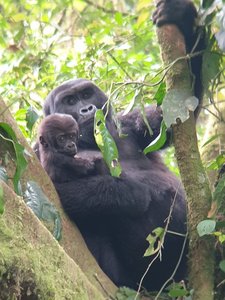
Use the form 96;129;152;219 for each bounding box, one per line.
0;194;104;300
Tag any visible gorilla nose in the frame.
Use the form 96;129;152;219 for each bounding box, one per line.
80;104;97;116
67;142;77;154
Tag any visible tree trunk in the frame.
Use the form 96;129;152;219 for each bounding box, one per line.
0;99;117;297
0;181;106;300
156;25;214;300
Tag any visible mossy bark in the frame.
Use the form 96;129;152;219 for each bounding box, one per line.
156;25;214;300
0;99;117;297
0;181;106;300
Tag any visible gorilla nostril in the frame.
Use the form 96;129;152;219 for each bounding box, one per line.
80;104;96;116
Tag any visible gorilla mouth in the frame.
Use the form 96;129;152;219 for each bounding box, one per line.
59;148;77;156
58;146;77;156
78;116;94;126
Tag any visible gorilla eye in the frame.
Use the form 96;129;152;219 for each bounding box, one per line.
69;133;76;139
81;88;93;99
63;95;76;105
57;135;65;143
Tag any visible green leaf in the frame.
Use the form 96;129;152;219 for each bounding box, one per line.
202;0;215;9
218;234;225;244
197;219;216;237
144;227;164;257
207;154;225;170
144;120;167;154
219;260;225;272
162;89;199;127
115;12;123;26
24;181;62;240
201;134;221;148
168;287;188;297
122;89;141;116
12;13;26;22
0;123;28;195
154;82;166;106
116;286;141;300
202;51;221;91
26;106;39;132
94;110;122;177
209;174;225;216
137;11;150;26
0;185;4;215
0;167;8;183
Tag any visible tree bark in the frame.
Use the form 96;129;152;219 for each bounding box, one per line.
0;181;106;300
156;25;214;300
0;99;117;297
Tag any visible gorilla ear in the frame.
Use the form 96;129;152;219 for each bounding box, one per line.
39;136;48;148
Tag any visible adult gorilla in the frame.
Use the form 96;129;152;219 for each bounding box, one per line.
39;0;203;291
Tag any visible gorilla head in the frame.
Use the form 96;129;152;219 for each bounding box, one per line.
43;79;108;118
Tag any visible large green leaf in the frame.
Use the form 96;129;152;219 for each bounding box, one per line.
202;51;221;92
0;123;28;195
154;82;166;106
197;219;216;237
144;120;167;154
94;109;122;177
24;181;62;240
162;89;198;127
26;106;39;132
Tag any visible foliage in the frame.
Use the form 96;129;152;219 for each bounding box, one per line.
144;227;165;257
115;287;140;300
24;180;62;240
94;109;121;177
0;0;160;142
166;282;190;298
0;122;28;195
144;120;167;154
197;219;216;236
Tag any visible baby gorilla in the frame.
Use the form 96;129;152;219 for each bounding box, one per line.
38;113;95;183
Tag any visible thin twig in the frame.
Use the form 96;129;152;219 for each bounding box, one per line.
135;182;185;299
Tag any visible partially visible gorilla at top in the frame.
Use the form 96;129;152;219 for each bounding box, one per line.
38;0;204;291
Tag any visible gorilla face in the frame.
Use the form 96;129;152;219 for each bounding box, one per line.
39;114;79;157
44;79;108;123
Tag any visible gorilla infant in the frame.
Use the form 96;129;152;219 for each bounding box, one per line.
38;114;98;182
36;0;204;291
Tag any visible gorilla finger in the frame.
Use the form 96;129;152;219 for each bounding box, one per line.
152;4;167;21
155;0;165;7
155;17;170;27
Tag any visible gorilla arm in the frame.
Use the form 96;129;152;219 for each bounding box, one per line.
54;173;151;220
